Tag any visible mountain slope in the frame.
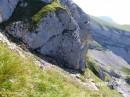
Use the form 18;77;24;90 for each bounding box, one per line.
90;16;130;65
1;0;90;72
0;0;130;97
91;16;130;32
0;32;123;97
89;12;130;97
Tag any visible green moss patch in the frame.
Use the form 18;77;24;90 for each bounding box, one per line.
86;57;102;78
0;0;65;29
121;67;130;75
32;0;65;23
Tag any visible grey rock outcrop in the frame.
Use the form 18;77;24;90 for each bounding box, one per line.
88;49;130;74
87;49;130;97
0;0;20;23
90;19;130;64
5;0;90;72
1;0;129;73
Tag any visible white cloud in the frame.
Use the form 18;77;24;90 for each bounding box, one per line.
73;0;130;24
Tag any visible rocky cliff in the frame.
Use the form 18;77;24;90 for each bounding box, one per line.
0;0;20;23
88;17;130;97
0;0;90;72
0;0;130;73
90;19;130;64
0;0;130;96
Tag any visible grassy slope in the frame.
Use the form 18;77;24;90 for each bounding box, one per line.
121;24;130;31
91;16;130;32
0;42;123;97
0;0;123;96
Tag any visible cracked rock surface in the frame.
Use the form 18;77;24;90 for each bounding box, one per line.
4;0;90;72
0;0;20;23
90;19;130;64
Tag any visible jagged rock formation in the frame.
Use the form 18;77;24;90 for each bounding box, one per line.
0;0;130;96
0;0;20;23
0;0;90;72
0;0;129;74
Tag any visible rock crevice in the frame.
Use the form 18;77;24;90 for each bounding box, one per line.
1;0;90;72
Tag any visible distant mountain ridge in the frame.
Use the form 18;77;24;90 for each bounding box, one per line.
91;16;130;32
99;16;115;23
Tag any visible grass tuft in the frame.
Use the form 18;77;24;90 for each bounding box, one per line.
121;67;130;75
32;0;65;24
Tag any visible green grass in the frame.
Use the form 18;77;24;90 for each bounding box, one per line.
79;68;122;97
86;57;102;79
121;67;130;75
120;24;130;31
86;57;111;81
0;42;123;97
32;0;65;23
121;67;130;84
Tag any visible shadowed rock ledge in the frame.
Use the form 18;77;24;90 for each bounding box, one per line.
0;0;90;72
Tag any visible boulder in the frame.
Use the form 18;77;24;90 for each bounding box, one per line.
5;0;90;72
0;0;20;23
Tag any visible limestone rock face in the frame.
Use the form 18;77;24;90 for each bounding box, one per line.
90;19;130;64
5;0;90;72
0;0;20;23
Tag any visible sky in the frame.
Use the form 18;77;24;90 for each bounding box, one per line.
73;0;130;24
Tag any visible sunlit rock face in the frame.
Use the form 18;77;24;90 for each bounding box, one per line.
90;19;130;64
0;0;20;23
4;0;90;72
0;0;130;73
1;0;130;96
